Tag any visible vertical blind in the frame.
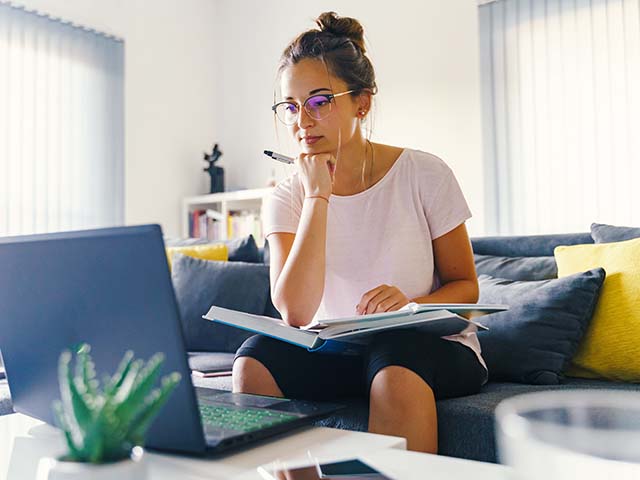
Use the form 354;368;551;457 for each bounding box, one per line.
0;2;124;236
480;0;640;235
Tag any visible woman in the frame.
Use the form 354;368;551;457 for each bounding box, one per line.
233;12;486;454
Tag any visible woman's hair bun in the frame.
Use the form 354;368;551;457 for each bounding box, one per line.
315;11;366;53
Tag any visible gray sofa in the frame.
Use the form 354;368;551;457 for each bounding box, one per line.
2;231;638;463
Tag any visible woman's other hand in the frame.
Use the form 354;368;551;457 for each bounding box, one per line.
356;284;411;314
296;152;336;198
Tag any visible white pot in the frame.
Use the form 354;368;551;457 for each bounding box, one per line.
36;447;146;480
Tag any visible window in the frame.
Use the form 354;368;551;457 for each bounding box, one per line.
480;0;640;234
0;2;124;236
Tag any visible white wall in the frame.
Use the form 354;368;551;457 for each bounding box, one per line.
12;0;486;235
214;0;487;234
13;0;219;237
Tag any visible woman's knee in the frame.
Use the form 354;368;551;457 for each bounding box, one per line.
232;356;266;383
370;365;432;398
232;356;283;397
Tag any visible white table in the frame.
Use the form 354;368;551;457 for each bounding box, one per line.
0;412;511;479
234;449;512;480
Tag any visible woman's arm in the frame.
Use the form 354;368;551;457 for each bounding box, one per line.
267;151;336;327
411;223;479;304
268;198;329;327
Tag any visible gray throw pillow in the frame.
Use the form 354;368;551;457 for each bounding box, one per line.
474;254;557;281
590;223;640;244
261;238;270;265
226;235;261;263
171;253;271;352
477;268;605;385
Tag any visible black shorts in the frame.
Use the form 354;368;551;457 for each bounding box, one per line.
234;329;487;401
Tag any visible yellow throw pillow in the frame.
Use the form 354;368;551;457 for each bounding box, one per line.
166;243;228;270
554;237;640;382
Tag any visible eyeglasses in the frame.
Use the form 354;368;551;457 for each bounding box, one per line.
272;89;357;126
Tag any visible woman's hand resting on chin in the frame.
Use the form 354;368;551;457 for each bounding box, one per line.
296;153;336;198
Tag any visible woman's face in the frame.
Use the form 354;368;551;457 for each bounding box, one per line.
279;58;363;155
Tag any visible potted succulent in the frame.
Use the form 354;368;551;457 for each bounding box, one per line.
37;344;181;480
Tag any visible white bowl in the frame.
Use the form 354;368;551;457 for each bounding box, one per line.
495;390;640;480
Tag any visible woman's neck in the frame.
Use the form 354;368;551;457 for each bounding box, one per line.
331;137;374;196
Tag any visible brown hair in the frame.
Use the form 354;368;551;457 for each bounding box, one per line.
276;12;377;96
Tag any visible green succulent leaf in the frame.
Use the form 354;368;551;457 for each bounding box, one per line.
53;400;81;461
104;350;135;397
54;346;181;464
68;365;93;433
76;344;99;398
114;353;164;424
57;351;85;449
112;359;143;405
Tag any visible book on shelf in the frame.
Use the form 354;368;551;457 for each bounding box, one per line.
188;209;262;243
202;303;508;355
227;210;262;241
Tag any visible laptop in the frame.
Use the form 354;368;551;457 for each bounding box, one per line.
0;225;342;455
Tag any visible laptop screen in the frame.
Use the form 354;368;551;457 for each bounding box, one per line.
0;225;207;454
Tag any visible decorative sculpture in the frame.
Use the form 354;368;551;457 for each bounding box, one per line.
203;143;224;193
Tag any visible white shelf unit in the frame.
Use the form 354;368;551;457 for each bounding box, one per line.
182;187;273;245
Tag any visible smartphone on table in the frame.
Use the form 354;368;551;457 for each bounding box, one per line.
258;458;393;480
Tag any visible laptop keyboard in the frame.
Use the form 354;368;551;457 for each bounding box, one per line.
199;404;299;433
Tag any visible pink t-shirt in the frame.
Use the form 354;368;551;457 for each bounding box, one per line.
262;148;486;372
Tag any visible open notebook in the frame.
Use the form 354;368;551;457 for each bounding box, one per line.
203;303;507;354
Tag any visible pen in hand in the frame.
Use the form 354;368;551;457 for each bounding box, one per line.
264;150;294;165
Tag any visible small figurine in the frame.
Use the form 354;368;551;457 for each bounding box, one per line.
203;143;224;193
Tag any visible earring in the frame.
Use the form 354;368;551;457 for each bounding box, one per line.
359;110;366;116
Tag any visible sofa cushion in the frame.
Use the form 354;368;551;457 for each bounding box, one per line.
436;378;640;463
166;243;228;269
263;295;281;319
165;235;262;263
187;352;235;373
261;238;271;265
555;237;640;382
171;254;270;352
226;235;262;263
474;254;557;281
191;374;233;391
471;232;593;257
590;223;640;244
477;268;605;384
